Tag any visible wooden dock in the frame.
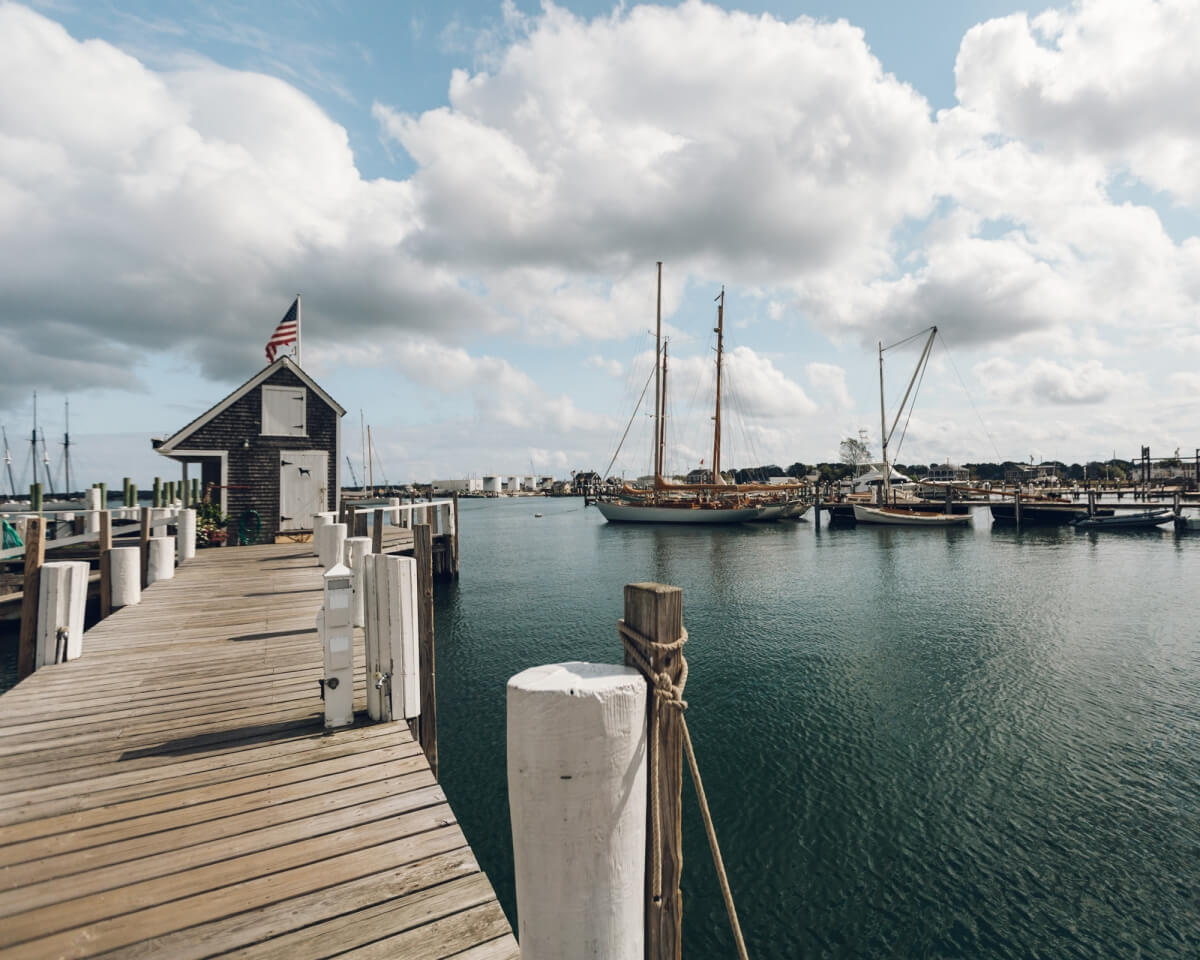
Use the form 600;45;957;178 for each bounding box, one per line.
0;539;517;958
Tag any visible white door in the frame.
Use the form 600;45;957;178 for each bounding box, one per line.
280;450;328;531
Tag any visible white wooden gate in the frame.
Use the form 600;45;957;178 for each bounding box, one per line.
279;450;328;532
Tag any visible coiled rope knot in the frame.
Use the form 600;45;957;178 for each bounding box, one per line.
617;619;688;710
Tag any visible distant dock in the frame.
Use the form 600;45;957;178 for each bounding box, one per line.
0;535;517;958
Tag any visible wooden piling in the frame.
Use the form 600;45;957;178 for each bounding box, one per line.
372;508;384;554
623;582;684;960
129;482;138;510
99;510;113;620
153;477;162;509
30;482;42;514
1014;488;1021;527
16;517;46;681
450;491;460;577
413;523;438;779
353;508;368;538
140;506;151;589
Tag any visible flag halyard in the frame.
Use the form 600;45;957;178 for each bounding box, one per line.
266;298;300;363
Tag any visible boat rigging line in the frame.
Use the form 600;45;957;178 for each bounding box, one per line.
601;343;662;482
934;327;1005;463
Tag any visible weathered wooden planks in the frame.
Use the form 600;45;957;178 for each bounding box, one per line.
0;541;517;958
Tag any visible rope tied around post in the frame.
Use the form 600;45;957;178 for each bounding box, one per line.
617;618;750;960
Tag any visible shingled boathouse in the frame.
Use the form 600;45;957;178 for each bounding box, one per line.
153;356;345;543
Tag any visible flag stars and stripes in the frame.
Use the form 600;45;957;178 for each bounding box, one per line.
266;297;300;363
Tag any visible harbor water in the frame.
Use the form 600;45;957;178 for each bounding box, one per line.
437;497;1198;958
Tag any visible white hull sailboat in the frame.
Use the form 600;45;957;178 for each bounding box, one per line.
597;265;804;525
852;503;969;526
857;326;967;528
596;500;765;523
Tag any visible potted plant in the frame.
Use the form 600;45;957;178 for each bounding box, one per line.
195;499;230;547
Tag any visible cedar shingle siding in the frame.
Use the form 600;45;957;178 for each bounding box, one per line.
158;361;342;544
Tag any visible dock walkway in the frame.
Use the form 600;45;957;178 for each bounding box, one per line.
0;540;517;959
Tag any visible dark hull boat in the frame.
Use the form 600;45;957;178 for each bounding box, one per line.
990;502;1113;525
1072;510;1174;531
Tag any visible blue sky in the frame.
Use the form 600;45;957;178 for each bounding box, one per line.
3;0;1199;491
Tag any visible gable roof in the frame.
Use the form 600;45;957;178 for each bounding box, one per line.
156;356;345;454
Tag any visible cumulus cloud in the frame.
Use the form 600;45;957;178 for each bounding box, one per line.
586;354;624;377
973;356;1142;406
376;0;936;283
955;0;1200;205
806;362;853;410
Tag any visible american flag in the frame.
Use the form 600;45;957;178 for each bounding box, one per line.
265;298;299;362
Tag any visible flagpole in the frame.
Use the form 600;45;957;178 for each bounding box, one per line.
295;294;302;367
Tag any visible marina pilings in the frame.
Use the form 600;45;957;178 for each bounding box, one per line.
413;523;438;778
35;561;89;667
30;483;42;514
507;661;647;960
624;581;686;960
153;477;162;509
99;510;113;619
109;547;141;608
16;516;45;681
147;537;175;585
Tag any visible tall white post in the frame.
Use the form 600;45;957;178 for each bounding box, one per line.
85;488;101;534
317;562;355;730
147;536;175;584
312;511;336;557
507;661;647;960
343;536;372;628
35;560;90;666
177;508;196;562
110;546;141;608
319;521;347;571
362;553;419;722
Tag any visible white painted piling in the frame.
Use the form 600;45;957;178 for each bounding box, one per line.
35;561;90;667
312;511;336;556
343;536;372;628
151;508;167;538
362;553;419;722
177;508;196;562
85;488;102;533
319;522;347;571
109;547;141;607
147;536;175;584
507;661;648;960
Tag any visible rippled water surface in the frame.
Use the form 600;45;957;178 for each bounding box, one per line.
436;497;1199;959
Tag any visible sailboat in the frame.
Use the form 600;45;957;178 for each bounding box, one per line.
596;266;802;524
851;326;970;527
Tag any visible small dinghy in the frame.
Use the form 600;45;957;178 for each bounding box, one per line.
1072;510;1173;531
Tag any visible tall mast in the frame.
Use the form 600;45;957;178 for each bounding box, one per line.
2;426;15;497
63;398;71;495
712;287;725;484
878;341;888;505
659;339;669;486
653;261;663;485
30;390;37;489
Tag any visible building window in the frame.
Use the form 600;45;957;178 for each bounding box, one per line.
262;385;307;436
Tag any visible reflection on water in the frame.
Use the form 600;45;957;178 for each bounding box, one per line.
436;498;1200;958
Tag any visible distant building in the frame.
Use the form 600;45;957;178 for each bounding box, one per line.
572;471;601;495
1005;464;1058;485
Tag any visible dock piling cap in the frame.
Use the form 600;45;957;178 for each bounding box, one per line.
508;661;643;697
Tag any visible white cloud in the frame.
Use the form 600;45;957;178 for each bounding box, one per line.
973;356;1142;406
955;0;1200;205
377;0;936;285
806;362;853;410
586;354;624;378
